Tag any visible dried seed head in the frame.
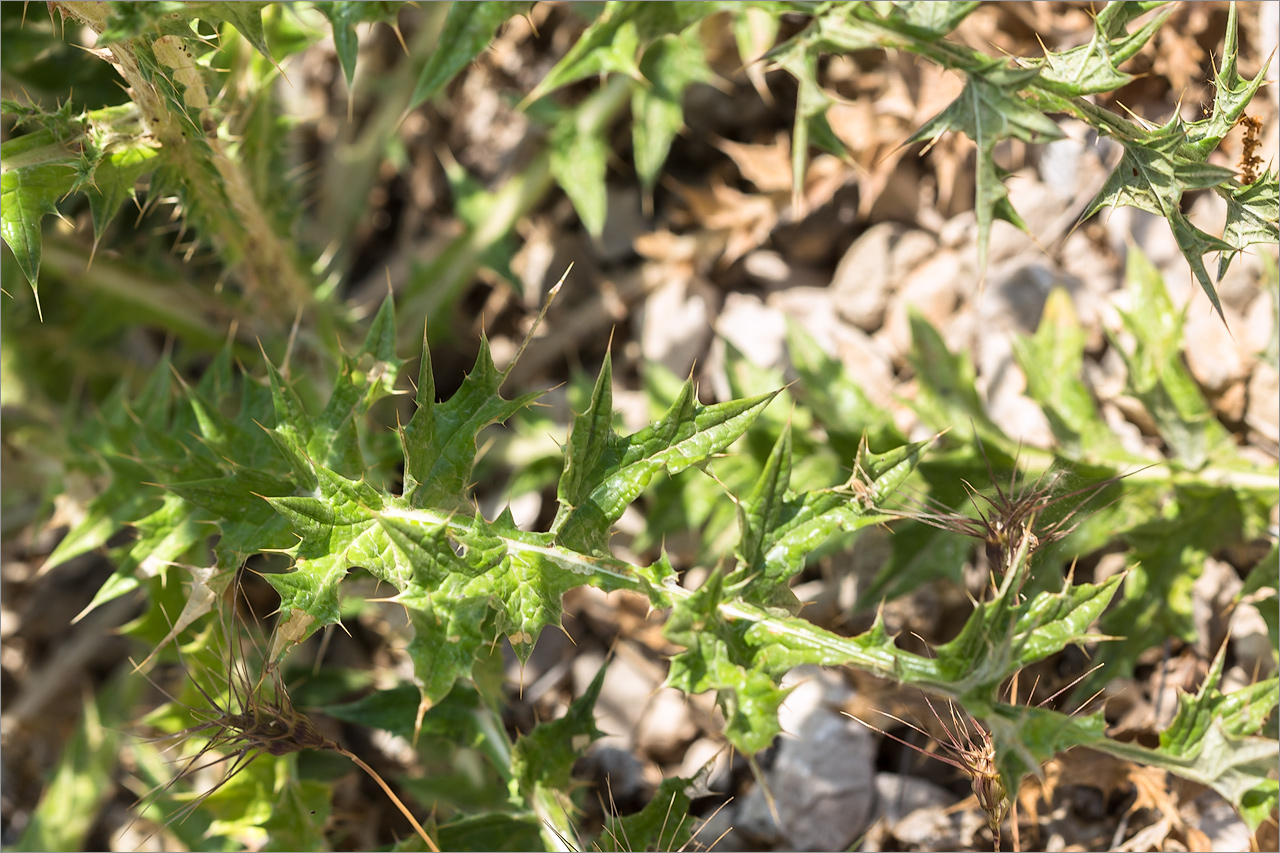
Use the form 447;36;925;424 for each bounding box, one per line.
881;436;1141;590
847;697;1013;852
965;729;1010;848
133;586;441;853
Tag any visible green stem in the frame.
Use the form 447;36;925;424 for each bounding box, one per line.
396;74;634;344
315;4;449;282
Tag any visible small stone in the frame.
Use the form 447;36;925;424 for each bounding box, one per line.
831;224;939;332
1247;363;1280;445
735;668;879;851
1039;128;1091;201
1231;602;1276;676
743;250;791;286
692;802;744;852
875;772;955;824
893;805;955;847
641;276;713;380
1242;288;1276;357
1184;299;1248;392
874;250;964;364
635;688;699;763
595;185;646;264
715;292;789;370
581;745;647;802
1196;791;1252;853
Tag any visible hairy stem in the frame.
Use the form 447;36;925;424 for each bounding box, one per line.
50;1;315;319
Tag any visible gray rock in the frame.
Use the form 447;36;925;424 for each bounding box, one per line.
582;745;648;803
874;248;966;365
831;223;938;332
596;185;646;264
635;688;699;763
1185;298;1249;393
736;668;879;851
691;801;744;852
1247;363;1279;446
743;250;792;287
874;772;956;824
892;804;957;848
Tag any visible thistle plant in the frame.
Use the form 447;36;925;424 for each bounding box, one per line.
851;698;1009;851
135;585;441;851
4;2;1277;850
875;436;1143;593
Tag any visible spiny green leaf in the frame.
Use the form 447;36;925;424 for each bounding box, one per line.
632;30;710;192
1096;484;1243;682
549;102;611;238
314;1;405;90
773;44;848;208
1036;2;1171;95
664;572;793;755
985;702;1109;806
733;432;933;607
434;814;544;853
554;352;616;519
1185;1;1271;158
525;1;725;103
597;775;696;852
266;360;318;490
271;464;384;550
1218;170;1279;280
511;658;606;797
907;310;1007;448
736;424;793;578
410;2;526;110
261;772;331;853
1113;249;1232;469
267;456;644;682
402;334;541;510
551;368;777;556
44;456;164;571
1;154;75;299
301;295;405;478
1005;572;1124;668
75;494;207;620
324;682;489;745
164;468;291;521
1013;288;1130;459
930;543;1123;696
1082;119;1238;321
907;61;1062;276
96;1;275;61
1094;640;1279;830
264;553;348;652
404;598;490;712
875;0;982;38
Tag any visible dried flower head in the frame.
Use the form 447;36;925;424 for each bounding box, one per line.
133;588;440;851
849;696;1010;851
880;437;1141;587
